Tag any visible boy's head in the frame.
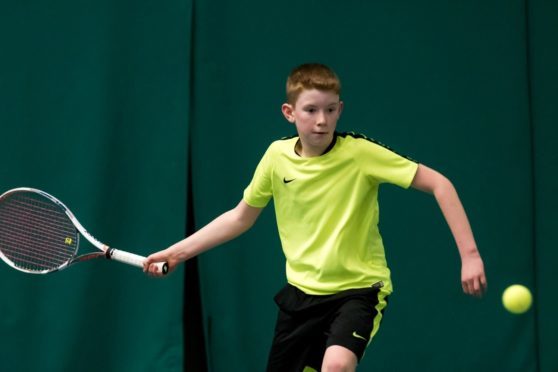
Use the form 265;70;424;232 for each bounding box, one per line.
282;63;344;157
286;63;341;106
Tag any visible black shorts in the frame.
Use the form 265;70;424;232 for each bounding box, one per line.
266;282;389;372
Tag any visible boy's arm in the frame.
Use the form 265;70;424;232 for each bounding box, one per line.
411;164;487;297
143;200;263;276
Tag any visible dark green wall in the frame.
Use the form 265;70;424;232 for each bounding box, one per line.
529;1;558;372
0;1;190;370
0;0;556;371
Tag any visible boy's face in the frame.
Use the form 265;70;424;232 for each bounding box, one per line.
282;89;343;157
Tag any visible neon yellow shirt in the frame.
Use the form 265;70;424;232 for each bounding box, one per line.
243;132;419;295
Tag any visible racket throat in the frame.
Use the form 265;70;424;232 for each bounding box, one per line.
105;248;115;260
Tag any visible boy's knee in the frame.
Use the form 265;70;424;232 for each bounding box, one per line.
322;360;354;372
321;346;357;372
322;362;351;372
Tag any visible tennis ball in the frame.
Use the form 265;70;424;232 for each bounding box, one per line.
502;284;532;314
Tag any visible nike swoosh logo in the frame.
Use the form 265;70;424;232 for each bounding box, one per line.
283;177;295;184
352;331;368;341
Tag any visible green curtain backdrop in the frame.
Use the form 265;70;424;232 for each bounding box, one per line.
1;0;556;371
529;1;558;372
0;1;191;371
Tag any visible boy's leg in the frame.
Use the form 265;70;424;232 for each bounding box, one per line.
268;284;332;371
266;308;326;372
323;289;389;367
267;284;388;371
321;345;358;372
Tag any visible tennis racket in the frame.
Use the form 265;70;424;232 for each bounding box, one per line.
0;187;167;275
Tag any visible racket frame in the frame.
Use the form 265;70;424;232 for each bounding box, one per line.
0;187;167;274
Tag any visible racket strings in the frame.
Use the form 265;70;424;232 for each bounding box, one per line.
0;192;78;272
0;197;76;240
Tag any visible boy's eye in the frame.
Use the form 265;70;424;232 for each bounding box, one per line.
303;106;337;114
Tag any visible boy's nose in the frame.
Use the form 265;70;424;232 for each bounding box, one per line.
316;112;327;125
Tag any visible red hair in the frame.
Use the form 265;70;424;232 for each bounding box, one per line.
286;63;341;105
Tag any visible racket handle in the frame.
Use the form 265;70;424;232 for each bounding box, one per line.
108;249;168;275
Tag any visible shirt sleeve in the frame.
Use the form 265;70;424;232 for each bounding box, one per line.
357;139;419;189
243;145;274;208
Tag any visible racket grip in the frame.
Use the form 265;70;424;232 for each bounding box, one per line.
108;249;168;275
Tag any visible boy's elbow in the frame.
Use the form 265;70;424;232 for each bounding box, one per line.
231;201;262;231
432;174;456;199
239;214;257;231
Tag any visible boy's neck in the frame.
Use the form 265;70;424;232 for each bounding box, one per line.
295;133;337;158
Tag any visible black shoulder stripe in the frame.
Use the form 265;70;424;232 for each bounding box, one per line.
337;131;417;162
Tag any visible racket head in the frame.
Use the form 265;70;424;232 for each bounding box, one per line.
0;188;79;274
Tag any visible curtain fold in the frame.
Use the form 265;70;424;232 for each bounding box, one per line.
0;1;191;371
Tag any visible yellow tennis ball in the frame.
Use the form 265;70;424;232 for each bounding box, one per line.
502;285;532;314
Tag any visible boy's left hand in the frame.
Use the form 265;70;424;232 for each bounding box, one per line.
461;252;487;297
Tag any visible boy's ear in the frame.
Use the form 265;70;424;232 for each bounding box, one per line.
281;103;295;123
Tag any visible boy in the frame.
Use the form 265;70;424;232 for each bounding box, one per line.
144;63;487;371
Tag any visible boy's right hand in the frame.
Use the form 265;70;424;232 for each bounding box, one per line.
143;248;180;277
